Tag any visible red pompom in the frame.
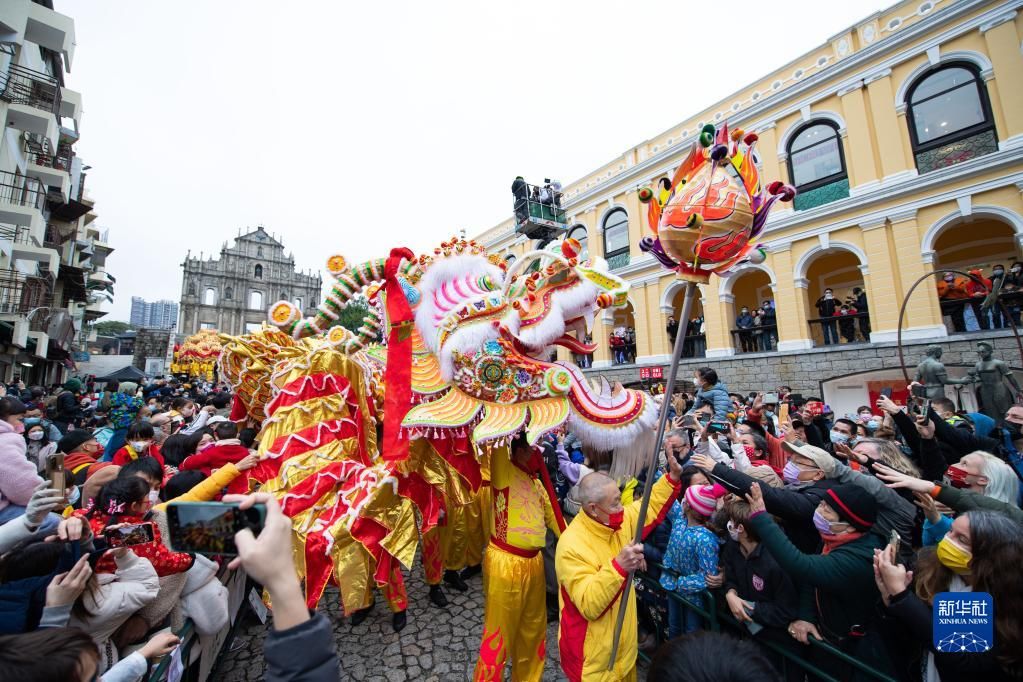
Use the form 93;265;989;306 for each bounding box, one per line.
767;181;784;195
743;133;759;145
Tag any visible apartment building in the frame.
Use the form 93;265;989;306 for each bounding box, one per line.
130;297;178;331
0;0;115;385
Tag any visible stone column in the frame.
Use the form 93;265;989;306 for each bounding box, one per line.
705;291;735;358
771;246;813;351
982;11;1023;147
838;80;881;191
892;208;946;337
859;216;901;340
865;70;914;181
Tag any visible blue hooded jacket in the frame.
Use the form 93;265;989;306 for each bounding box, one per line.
691;382;732;420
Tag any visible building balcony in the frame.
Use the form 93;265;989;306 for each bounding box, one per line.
0;63;61;147
0;0;76;70
0;171;45;241
23;134;72;201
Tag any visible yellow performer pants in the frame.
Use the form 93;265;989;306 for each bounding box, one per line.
473;543;546;682
462;483;491;568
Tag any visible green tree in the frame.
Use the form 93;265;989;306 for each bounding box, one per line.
94;320;132;336
328;298;379;340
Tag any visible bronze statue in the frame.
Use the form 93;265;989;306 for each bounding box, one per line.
963;341;1023;424
914;345;955;400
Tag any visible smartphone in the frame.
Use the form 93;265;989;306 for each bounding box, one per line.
166;502;267;556
880;387;893;399
788;393;804;406
708;421;731;435
45;453;66;500
910;384;927;399
778;403;790;424
763;392;779;405
104;522;155;548
888;528;901;563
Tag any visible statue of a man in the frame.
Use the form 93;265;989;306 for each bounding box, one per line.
963;341;1023;424
915;345;955;400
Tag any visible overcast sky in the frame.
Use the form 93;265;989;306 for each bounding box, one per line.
60;0;891;322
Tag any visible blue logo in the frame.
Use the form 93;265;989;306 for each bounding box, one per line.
933;592;993;653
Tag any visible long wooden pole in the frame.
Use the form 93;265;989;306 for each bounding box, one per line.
606;278;695;669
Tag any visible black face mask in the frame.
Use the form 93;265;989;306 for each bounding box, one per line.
1005;423;1022;439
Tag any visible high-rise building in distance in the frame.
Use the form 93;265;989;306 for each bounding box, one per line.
130;297;178;330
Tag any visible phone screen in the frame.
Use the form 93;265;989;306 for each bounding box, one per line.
167;502;266;556
880;387;893;399
105;523;155;548
763;393;779;405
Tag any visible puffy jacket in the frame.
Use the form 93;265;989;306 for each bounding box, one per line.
0;419;43;513
555;473;681;681
691;382;732;420
111;443;165;468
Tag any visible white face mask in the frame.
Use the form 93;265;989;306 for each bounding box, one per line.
726;520;741;542
67;486;81;505
181;408;194;418
27;431;44;441
825;292;833;299
147;489;160;504
130;441;149;452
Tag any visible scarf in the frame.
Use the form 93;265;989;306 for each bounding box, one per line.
821;530;864;555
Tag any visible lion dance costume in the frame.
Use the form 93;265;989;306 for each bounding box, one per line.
217;232;665;680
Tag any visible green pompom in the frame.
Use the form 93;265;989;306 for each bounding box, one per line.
638;187;654;203
699;131;713;148
702;124;716;136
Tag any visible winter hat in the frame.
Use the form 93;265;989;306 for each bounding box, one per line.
63;378;83;393
824;484;877;531
684;483;727;517
58;430;96;454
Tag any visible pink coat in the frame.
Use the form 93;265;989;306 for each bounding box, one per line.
0;419;43;512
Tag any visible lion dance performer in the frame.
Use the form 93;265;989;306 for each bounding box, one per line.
219;234;659;678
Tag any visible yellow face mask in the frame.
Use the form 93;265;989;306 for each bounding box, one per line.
936;536;972;575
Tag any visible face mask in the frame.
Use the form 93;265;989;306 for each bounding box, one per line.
765;410;775;418
27;431;44;441
741;310;748;315
604;509;624;531
849;437;861;447
726;521;740;542
13;421;24;434
67;486;81;506
782;461;804;486
944;275;954;282
1013;266;1022;274
23;417;40;427
829;430;848;445
866;419;879;430
936;536;972;574
147;490;160;505
130;441;149;452
825;293;833;299
945;465;972;489
743;444;757;460
181;408;194;418
813;510;837;536
993;269;1004;277
693;377;702;386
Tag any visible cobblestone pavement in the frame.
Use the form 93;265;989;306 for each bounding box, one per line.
212;563;571;681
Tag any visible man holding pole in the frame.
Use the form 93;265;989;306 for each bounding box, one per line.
554;447;683;680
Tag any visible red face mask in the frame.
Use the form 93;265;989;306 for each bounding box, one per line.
743;444;759;460
945;465;972;489
606;509;625;531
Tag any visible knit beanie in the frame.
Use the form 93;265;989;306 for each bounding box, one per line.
824;484;877;531
63;378;83;393
684;483;727;517
58;430;96;454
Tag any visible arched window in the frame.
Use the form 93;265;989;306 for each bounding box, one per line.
254;264;263;279
224;287;233;300
602;209;629;266
294;296;303;310
249;290;263;310
787;122;848;209
568;225;589;258
907;63;997;172
504;253;516;264
203;288;216;306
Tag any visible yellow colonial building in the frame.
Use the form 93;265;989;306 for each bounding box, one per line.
471;0;1023;415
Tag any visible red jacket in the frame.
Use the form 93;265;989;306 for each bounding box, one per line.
79;511;193;576
112;444;165;469
180;440;251;496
